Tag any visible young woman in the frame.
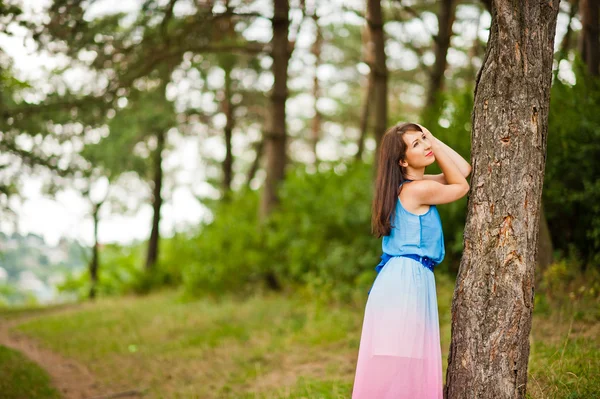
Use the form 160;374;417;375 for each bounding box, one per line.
351;122;471;399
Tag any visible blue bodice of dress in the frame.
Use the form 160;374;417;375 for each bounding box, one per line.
377;179;445;272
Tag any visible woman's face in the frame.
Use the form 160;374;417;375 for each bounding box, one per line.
400;130;435;169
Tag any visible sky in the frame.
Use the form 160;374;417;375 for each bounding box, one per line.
0;0;574;248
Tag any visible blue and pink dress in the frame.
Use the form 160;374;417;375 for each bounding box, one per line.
352;179;445;399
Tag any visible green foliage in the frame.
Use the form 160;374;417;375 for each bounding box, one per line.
57;242;177;298
265;162;379;301
545;59;600;267
0;283;37;307
182;162;379;300
181;188;268;297
535;254;600;322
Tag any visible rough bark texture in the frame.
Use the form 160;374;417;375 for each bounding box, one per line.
146;129;165;270
579;0;600;76
366;0;387;169
424;0;457;111
445;1;560;398
259;0;290;221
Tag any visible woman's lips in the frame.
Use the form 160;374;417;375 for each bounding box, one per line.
426;151;433;156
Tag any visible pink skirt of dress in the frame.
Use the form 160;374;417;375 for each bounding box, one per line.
351;255;443;399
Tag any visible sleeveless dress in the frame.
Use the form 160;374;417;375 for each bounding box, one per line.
351;179;445;399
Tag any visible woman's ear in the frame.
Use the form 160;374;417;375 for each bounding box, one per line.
399;159;408;168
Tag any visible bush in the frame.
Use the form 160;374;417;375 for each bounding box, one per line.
544;58;600;267
56;242;176;298
535;252;600;322
182;162;380;300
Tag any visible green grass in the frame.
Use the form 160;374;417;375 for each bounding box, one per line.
2;274;599;398
527;312;600;398
0;344;62;399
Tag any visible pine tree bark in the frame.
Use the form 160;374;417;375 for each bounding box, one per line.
579;0;600;76
146;129;165;270
445;1;560;398
259;0;290;221
366;0;387;169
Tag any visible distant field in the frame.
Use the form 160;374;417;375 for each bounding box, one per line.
1;273;598;399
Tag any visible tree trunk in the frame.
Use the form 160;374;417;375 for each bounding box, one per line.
480;0;492;14
366;0;387;169
536;201;554;286
579;0;600;76
246;138;264;188
560;0;579;58
356;24;374;162
311;13;322;166
445;1;560;398
424;0;457;112
222;65;234;200
467;5;484;80
356;71;374;162
89;203;100;300
554;0;579;80
146;130;165;270
259;0;290;221
258;0;290;291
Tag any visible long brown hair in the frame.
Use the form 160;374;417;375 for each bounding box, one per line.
371;122;423;238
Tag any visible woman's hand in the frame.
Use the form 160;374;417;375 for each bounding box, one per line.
416;124;440;154
416;123;435;142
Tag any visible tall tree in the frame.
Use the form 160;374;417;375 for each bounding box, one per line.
445;1;560;397
146;124;166;270
356;23;373;162
366;0;387;170
259;0;291;221
310;11;323;166
579;0;600;76
424;0;458;115
83;177;109;299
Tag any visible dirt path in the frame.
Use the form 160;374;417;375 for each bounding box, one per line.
0;313;104;399
0;311;143;399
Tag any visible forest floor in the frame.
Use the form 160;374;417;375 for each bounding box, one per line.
0;274;598;399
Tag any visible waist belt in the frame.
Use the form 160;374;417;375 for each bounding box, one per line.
374;252;437;273
369;253;438;294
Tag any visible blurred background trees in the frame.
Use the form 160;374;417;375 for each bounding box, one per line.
0;0;598;306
